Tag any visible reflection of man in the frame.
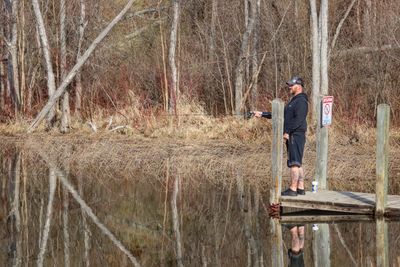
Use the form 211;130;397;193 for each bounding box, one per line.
288;225;305;267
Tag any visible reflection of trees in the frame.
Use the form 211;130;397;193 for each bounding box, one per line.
37;167;56;267
236;169;264;267
0;146;396;266
9;151;22;267
43;156;142;267
78;174;91;267
171;175;184;267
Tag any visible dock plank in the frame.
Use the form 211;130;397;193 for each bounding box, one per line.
279;190;400;216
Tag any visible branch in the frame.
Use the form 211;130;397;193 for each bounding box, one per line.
335;45;400;57
124;6;168;20
328;0;357;62
1;35;12;52
27;0;137;133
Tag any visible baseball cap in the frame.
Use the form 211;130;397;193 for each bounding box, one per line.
286;76;304;87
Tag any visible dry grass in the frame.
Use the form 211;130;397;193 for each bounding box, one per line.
1;104;400;194
1;121;400;195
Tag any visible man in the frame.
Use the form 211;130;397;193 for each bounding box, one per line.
254;76;308;196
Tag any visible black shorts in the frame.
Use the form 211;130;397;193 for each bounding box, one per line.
286;132;306;167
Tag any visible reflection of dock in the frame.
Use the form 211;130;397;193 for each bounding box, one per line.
281;190;400;217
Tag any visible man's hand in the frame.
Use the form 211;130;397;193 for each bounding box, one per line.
253;111;263;118
283;133;289;140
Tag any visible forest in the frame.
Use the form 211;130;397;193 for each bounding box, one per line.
1;0;400;132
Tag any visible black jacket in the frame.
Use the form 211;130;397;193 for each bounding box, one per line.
284;93;308;134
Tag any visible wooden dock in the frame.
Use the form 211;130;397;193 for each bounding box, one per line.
267;102;396;219
280;190;400;217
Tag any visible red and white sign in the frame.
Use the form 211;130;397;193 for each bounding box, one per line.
321;96;334;127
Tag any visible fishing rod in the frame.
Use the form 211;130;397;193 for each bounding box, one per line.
155;111;272;119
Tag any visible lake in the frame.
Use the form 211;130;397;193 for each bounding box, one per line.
0;143;397;266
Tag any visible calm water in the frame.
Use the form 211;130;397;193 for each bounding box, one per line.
0;144;398;266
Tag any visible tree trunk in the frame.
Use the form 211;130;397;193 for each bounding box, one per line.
234;0;256;116
75;0;86;118
310;0;320;125
168;0;180;114
28;0;137;133
0;56;4;110
60;0;70;133
19;0;26;112
32;0;57;128
320;0;329;96
250;0;261;110
5;0;21;113
311;0;330;188
207;0;218;113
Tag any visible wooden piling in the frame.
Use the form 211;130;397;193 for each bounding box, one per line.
375;104;390;216
376;218;388;267
271;99;284;204
270;218;284;267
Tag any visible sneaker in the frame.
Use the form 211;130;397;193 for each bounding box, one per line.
281;188;297;196
297;189;305;195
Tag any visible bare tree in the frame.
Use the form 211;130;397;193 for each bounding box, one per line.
27;0;137;132
310;0;329;189
310;0;320;124
250;0;261;110
5;0;20;113
31;0;57;128
60;0;70;133
0;55;4;110
169;0;180;114
234;0;256;116
75;0;87;118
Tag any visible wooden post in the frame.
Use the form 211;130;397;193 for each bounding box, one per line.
316;95;329;189
271;99;284;203
376;217;388;267
270;218;284;267
375;104;390;216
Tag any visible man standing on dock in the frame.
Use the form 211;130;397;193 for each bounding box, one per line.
254;76;308;196
281;76;308;196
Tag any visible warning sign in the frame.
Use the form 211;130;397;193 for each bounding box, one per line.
321;96;334;127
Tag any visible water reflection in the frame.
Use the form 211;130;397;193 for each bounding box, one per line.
288;225;305;267
0;144;398;266
274;215;392;267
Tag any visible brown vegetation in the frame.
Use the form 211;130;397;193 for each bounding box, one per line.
1;119;400;194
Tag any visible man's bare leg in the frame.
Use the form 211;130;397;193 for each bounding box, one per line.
290;226;301;252
298;167;305;190
289;166;299;191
